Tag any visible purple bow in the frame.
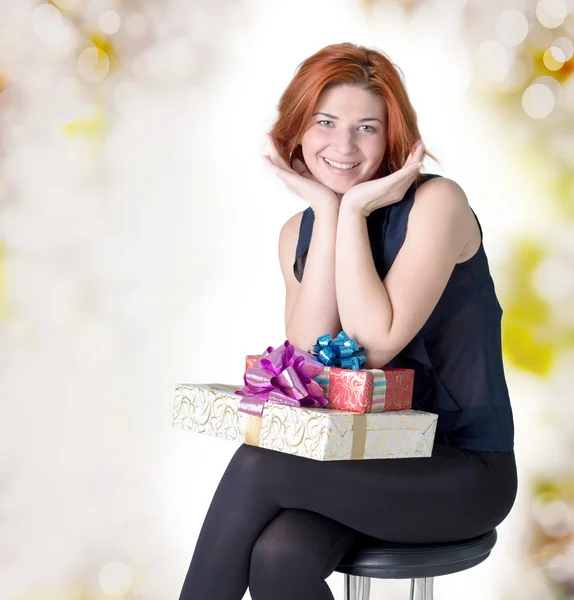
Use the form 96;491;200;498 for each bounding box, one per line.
235;340;328;416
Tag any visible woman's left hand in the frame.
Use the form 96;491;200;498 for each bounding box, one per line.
341;140;425;217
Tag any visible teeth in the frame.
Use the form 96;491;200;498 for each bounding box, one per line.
323;157;359;170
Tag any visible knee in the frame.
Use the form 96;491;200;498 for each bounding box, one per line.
249;531;304;593
249;522;325;594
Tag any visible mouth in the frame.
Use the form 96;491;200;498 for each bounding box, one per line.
321;156;361;175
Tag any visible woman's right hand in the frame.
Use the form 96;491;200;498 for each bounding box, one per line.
261;132;339;212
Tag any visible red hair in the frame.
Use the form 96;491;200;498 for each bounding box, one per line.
269;42;439;186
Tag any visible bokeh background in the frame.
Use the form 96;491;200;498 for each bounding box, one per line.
1;0;573;598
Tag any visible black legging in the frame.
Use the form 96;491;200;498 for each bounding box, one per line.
178;441;518;600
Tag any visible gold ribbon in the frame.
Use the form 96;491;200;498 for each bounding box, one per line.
245;414;262;447
245;412;367;460
350;413;367;460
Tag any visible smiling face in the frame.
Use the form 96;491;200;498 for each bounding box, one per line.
299;84;387;199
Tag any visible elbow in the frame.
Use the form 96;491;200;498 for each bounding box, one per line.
363;344;394;369
363;355;388;369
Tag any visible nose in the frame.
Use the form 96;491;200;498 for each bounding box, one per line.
331;130;359;156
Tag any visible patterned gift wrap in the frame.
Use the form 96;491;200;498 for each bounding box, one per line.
245;355;414;414
173;383;437;461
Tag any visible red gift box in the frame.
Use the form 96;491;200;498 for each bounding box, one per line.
245;355;413;413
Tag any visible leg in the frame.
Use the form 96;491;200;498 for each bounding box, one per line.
344;575;371;600
179;442;517;600
410;578;433;600
249;508;361;600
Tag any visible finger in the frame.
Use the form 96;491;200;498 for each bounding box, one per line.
262;152;304;193
291;157;314;179
403;144;425;172
261;153;286;177
415;140;425;159
404;140;423;164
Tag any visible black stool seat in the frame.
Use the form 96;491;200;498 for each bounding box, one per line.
336;529;497;580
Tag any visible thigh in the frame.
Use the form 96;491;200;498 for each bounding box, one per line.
249;508;361;583
240;442;517;544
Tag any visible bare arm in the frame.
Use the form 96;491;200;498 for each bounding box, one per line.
279;204;342;352
335;177;471;368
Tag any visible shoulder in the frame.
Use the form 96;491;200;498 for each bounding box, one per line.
278;210;306;276
279;210;307;254
413;176;468;206
280;209;306;239
409;176;470;230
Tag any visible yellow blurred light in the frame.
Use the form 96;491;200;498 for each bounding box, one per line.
543;46;566;70
53;0;82;8
77;47;110;83
564;74;574;112
553;37;574;61
502;318;554;374
61;108;106;138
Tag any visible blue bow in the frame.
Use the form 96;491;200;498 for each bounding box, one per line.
311;331;366;370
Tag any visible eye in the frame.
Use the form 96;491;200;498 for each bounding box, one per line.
317;120;377;133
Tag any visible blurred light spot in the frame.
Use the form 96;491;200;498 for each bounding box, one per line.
475;40;510;81
522;82;555;118
553;36;574;61
99;560;133;596
0;84;29;119
543;46;566;70
77;46;110;83
564;74;574;111
533;499;573;538
495;10;529;46
529;22;555;49
125;13;148;39
500;57;530;92
54;0;82;8
99;10;121;35
131;39;197;84
0;241;5;317
550;133;574;166
0;27;24;62
112;79;140;114
535;74;562;99
536;0;567;28
532;255;574;302
434;0;467;13
546;552;574;582
30;3;63;45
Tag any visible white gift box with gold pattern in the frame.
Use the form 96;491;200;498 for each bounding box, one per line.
173;383;438;461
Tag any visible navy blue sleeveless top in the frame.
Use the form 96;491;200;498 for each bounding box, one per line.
293;173;515;452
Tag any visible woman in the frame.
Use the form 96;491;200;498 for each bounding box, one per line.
178;42;517;600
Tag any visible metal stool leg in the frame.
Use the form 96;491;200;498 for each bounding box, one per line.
410;577;434;600
344;574;371;600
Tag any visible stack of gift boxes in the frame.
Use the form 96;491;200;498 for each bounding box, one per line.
173;332;438;461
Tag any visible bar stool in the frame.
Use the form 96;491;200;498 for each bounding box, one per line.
335;529;497;600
